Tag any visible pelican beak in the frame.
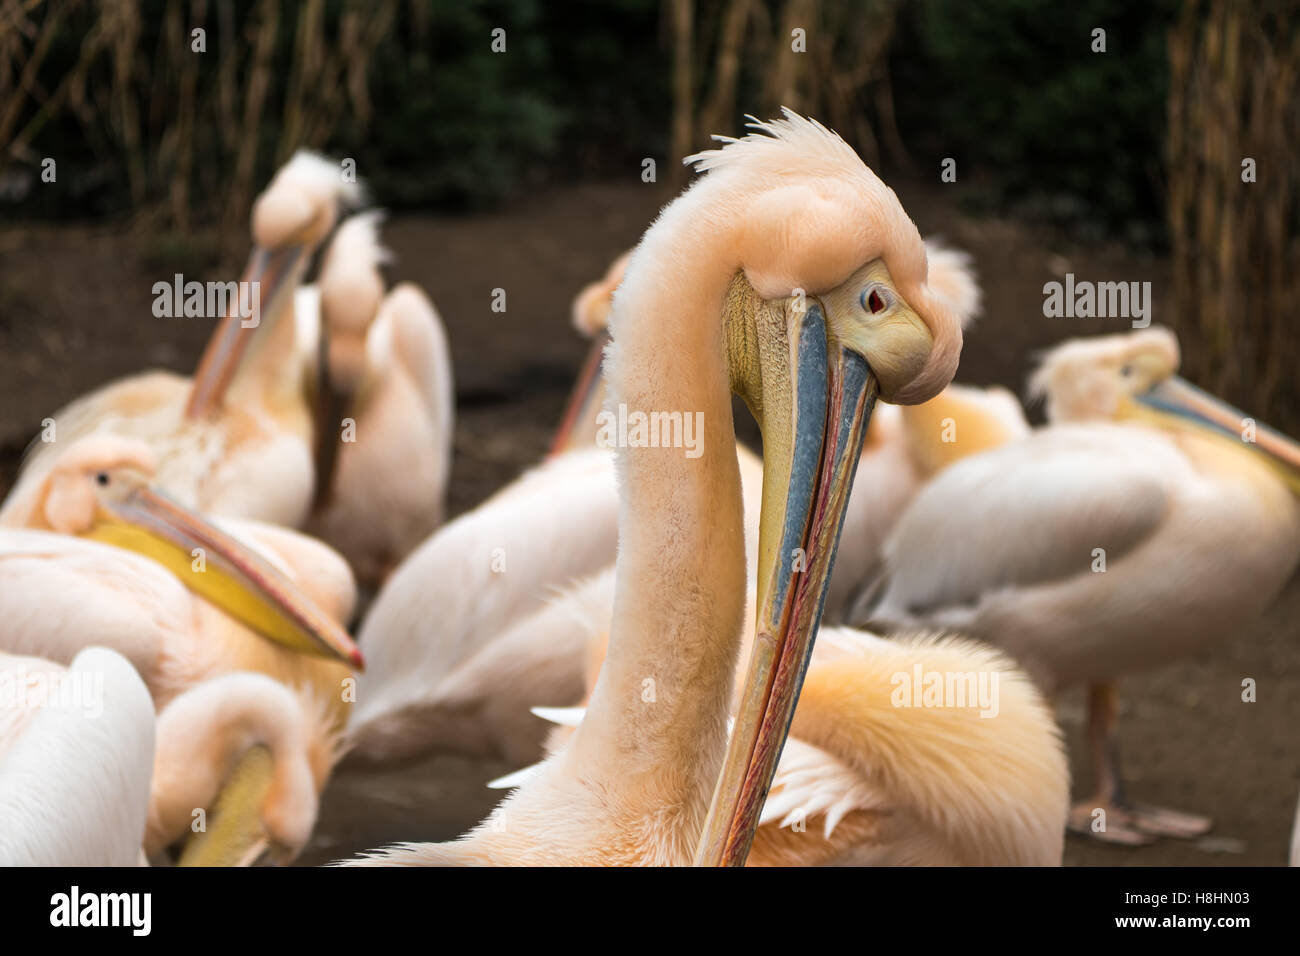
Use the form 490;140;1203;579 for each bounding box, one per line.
694;291;877;866
548;330;611;457
186;244;305;419
176;746;293;867
1132;376;1300;493
82;475;364;669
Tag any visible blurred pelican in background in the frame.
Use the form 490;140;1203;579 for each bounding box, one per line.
0;435;361;719
345;444;621;765
868;325;1300;844
298;212;454;589
0;650;336;866
3;152;360;527
341;236;635;766
146;672;339;866
0;647;154;866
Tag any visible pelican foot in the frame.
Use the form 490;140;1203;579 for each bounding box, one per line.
1068;800;1212;844
1122;803;1213;839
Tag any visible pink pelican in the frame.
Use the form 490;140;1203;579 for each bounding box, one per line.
871;326;1300;843
146;672;339;866
297;212;454;587
347;219;1015;773
0;647;155;865
0;651;336;865
344;112;1065;866
3;152;360;527
345;444;623;765
0;435;362;715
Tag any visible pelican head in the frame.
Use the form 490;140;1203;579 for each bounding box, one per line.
29;435;363;669
1032;325;1300;490
187;152;364;418
148;673;339;866
1029;325;1180;422
662;112;961;864
551;239;978;457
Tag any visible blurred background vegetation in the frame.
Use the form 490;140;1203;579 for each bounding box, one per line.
0;0;1296;425
0;0;1183;230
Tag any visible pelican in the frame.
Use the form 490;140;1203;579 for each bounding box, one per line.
3;152;360;527
347;200;1010;773
0;435;362;715
343;254;638;763
0;647;154;866
869;325;1300;844
343;112;1068;866
146;672;338;866
299;212;455;587
345;444;623;765
0;651;335;865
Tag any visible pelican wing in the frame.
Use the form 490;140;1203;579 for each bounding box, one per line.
874;424;1177;619
373;284;455;469
0;647;155;865
0;530;190;674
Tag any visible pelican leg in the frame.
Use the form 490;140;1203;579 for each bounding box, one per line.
1068;682;1212;844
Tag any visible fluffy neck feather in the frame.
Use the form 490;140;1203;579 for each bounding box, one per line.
569;177;750;826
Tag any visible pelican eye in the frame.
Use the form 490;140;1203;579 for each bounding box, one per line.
95;472;110;487
1119;364;1134;378
861;287;889;315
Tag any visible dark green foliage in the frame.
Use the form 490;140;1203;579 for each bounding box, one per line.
351;0;667;208
893;0;1178;237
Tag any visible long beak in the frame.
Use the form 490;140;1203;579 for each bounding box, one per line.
548;330;610;457
176;746;287;866
694;300;878;866
83;481;364;669
1133;376;1300;493
185;245;304;419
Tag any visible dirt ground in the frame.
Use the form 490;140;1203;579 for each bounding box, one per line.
1;177;1296;867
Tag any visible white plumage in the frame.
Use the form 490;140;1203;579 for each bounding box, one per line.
869;326;1300;842
0;647;155;866
345;446;621;764
3;151;363;528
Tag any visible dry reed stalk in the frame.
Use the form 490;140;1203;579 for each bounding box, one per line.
696;0;752;144
1167;0;1299;431
668;0;694;187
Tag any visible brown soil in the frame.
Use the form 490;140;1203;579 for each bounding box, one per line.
2;178;1296;867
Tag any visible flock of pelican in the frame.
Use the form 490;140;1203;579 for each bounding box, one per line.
2;112;1297;867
